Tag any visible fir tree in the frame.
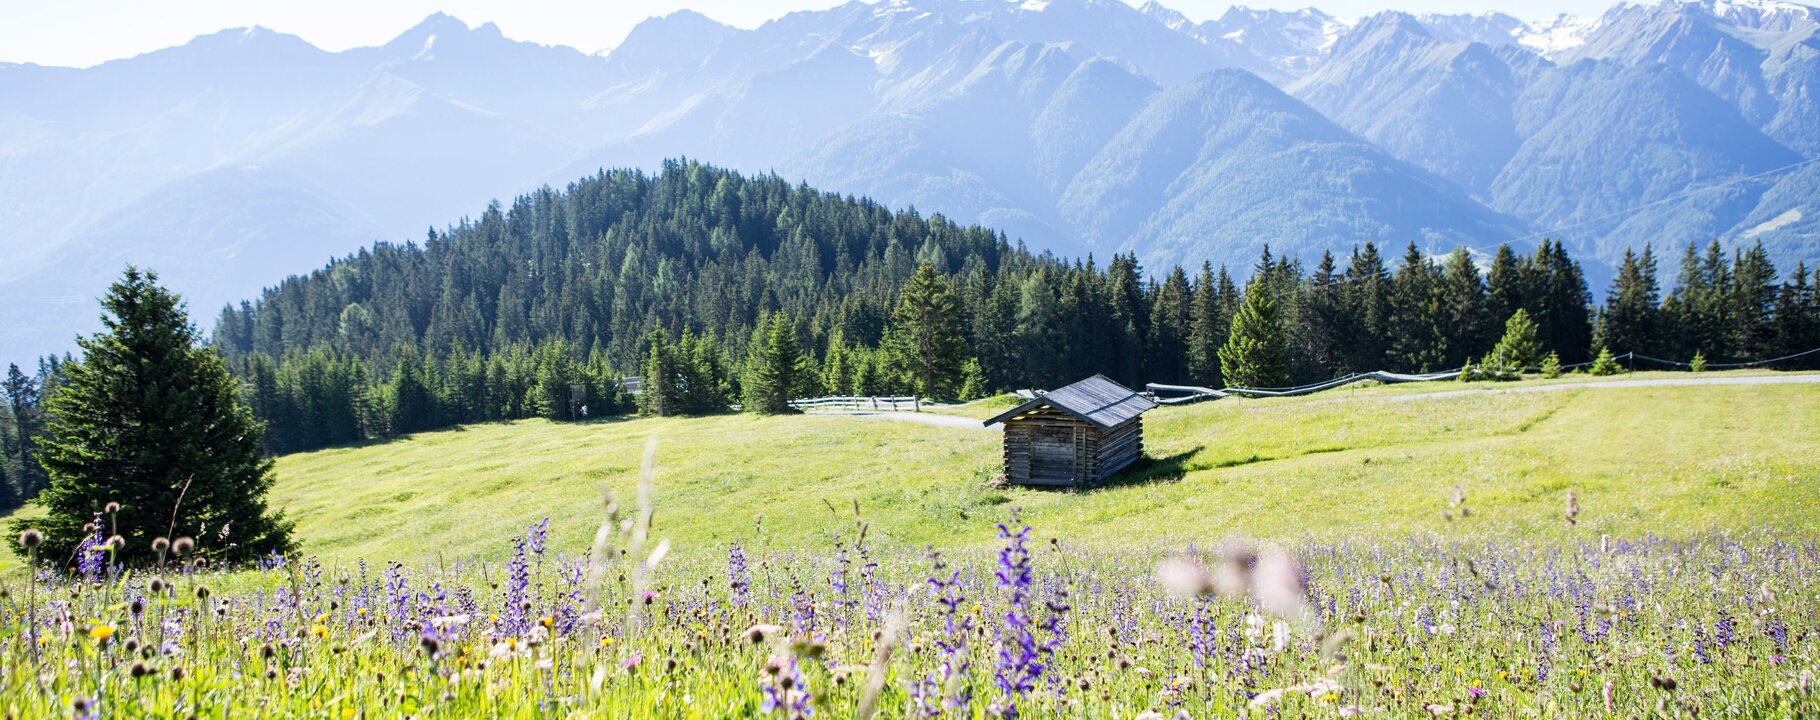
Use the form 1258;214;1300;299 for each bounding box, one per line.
1730;241;1779;361
743;313;812;414
20;267;293;564
1492;309;1546;371
1217;280;1291;389
1595;246;1659;356
884;263;967;400
1014;272;1063;388
1186;263;1225;385
1389;243;1446;371
2;364;42;499
1439;247;1493;369
637;331;682;417
957;358;988;401
1589;347;1623;376
1147;266;1192;383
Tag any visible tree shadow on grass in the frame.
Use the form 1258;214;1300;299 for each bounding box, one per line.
1085;445;1205;493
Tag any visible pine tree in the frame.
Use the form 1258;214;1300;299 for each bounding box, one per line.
1772;263;1818;369
637;331;681;417
957;358;988;401
1342;243;1391;371
1187;263;1225;385
822;332;855;396
1540;351;1563;378
2;364;42;499
1147;266;1193;383
19;268;293;564
1588;347;1623;376
1289;253;1341;381
1530;239;1594;364
387;347;439;434
1389;243;1446;371
1439;247;1493;368
1730;241;1779;361
1492;309;1546;371
884;263;967;400
1217;280;1291;389
1486;244;1530;326
743;313;812;414
1595;246;1659;356
1014;272;1063;388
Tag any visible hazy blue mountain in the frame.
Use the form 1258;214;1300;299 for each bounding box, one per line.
1060;70;1530;271
1289;13;1536;194
5;0;1820;363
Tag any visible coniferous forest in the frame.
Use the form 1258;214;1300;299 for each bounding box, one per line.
4;160;1819;482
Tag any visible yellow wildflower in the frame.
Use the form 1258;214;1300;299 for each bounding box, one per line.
88;624;115;641
312;624;328;638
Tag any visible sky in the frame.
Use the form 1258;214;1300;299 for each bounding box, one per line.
2;0;1633;68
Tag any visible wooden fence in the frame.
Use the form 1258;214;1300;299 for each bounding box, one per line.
787;395;921;412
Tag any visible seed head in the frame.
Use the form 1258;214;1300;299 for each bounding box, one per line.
150;578;166;593
130;662;151;679
18;529;42;550
172;537;194;556
106;535;125;552
152;537;171;553
171;666;185;681
104;502;121;514
194;585;211;600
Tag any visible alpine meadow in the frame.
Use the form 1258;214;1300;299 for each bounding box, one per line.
3;1;1820;719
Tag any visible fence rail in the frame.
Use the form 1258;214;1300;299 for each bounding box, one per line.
787;395;921;411
1149;369;1461;404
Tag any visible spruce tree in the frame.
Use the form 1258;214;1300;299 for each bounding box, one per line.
884;263;967;400
1147;266;1192;383
1730;241;1779;361
1439;247;1493;369
1389;243;1446;371
637;331;681;417
957;358;988;401
1289;252;1338;380
2;364;42;499
1187;263;1225;385
743;313;811;414
1217;280;1291;389
1014;272;1063;388
21;267;293;565
1492;309;1546;371
1595;246;1659;356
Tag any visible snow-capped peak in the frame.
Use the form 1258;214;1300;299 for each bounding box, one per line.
1517;13;1601;56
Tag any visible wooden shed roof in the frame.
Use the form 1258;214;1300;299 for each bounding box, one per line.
984;374;1156;429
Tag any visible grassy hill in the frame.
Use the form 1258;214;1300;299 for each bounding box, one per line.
270;373;1820;563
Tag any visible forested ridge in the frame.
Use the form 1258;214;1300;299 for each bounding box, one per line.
4;160;1818;480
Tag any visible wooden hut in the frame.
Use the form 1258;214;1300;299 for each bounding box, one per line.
984;375;1156;487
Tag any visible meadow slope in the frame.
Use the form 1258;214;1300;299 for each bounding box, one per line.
272;374;1820;563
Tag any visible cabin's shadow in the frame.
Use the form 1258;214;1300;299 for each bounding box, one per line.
1085;445;1204;492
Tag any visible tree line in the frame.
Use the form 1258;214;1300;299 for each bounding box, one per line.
2;161;1817;501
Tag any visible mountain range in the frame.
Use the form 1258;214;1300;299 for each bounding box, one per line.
4;0;1820;361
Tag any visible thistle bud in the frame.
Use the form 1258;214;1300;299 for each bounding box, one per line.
18;529;42;550
172;537;194;556
152;537;171;554
104;502;121;514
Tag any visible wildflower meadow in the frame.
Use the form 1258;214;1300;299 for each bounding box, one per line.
2;464;1816;719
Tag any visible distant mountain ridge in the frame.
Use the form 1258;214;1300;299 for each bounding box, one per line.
3;0;1818;362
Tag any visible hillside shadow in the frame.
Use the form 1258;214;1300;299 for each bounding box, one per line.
1087;445;1205;492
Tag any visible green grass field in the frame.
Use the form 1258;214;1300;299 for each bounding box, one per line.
6;372;1818;718
269;372;1820;564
